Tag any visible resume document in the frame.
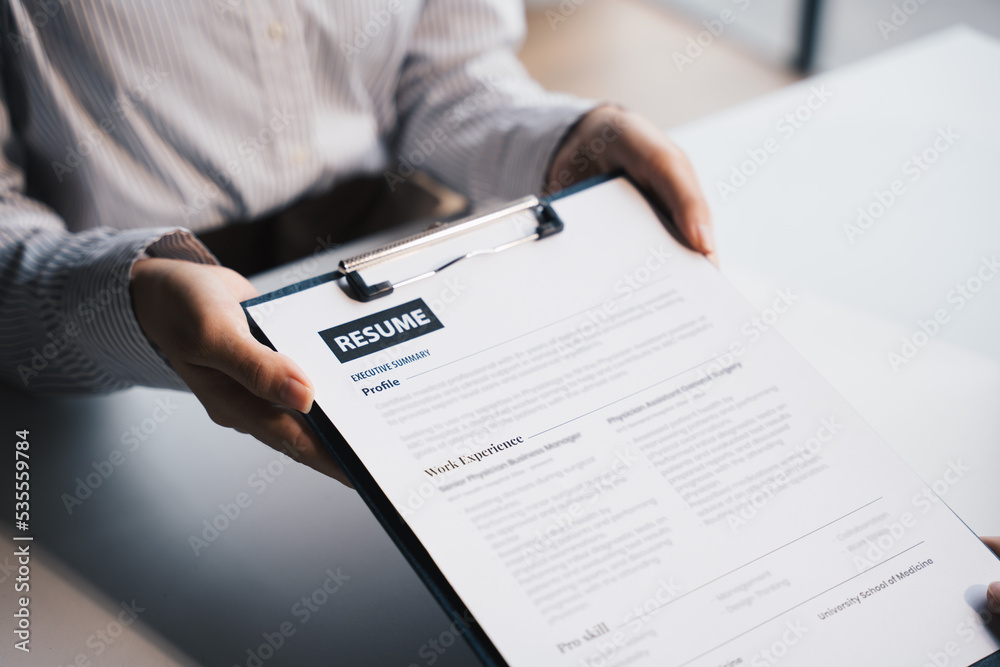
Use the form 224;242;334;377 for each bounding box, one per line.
246;177;1000;666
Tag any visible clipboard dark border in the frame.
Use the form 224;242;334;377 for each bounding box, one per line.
240;173;625;666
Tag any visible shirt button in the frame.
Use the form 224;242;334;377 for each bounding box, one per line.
268;21;286;41
291;147;309;164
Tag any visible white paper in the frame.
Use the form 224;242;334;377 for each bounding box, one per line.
247;177;1000;667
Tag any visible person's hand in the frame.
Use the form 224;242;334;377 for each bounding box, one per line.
984;537;1000;614
547;105;716;265
130;257;349;485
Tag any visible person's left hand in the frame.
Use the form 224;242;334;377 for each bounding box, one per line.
984;537;1000;614
546;105;716;264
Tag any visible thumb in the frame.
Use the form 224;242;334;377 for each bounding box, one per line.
204;333;315;412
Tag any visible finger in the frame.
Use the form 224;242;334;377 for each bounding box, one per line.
639;148;716;262
251;406;352;487
982;538;1000;615
188;369;350;486
983;536;1000;557
612;112;716;262
990;581;1000;615
199;328;316;413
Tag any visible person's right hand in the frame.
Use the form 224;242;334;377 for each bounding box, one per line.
130;257;349;485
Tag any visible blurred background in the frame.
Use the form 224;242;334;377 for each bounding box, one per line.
520;0;1000;129
3;3;1000;667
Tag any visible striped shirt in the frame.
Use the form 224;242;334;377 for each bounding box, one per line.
0;0;592;393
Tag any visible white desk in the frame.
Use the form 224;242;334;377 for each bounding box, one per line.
2;26;997;667
672;25;1000;537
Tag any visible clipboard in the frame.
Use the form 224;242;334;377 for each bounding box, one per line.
241;173;1000;667
340;193;566;302
241;175;614;667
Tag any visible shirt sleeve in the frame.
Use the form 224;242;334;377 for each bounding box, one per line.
393;0;596;204
0;95;217;394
